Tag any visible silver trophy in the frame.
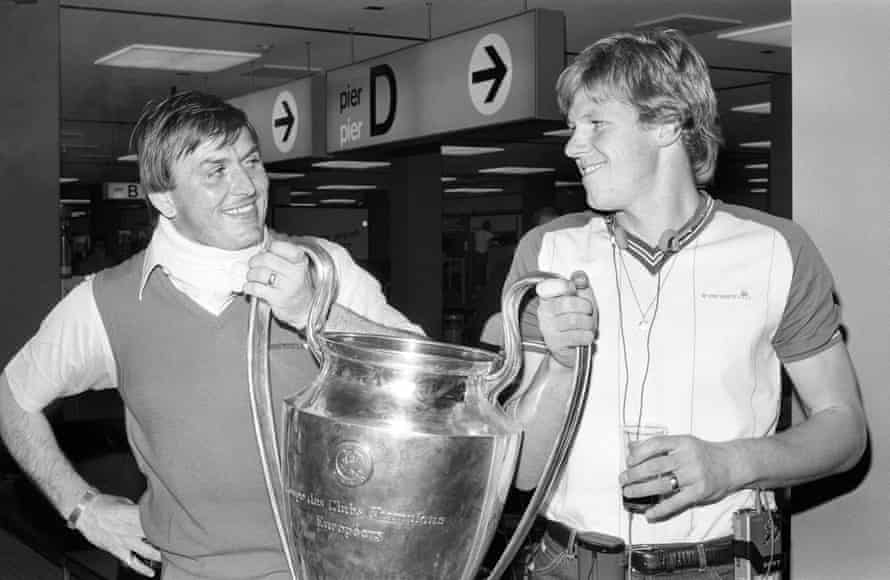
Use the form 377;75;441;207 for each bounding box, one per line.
248;237;592;580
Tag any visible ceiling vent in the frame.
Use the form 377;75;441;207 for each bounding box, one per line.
635;14;742;36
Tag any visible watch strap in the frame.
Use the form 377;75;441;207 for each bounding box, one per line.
66;488;98;530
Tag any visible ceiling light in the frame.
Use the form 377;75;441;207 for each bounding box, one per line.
543;128;572;137
117;154;138;162
555;180;582;187
320;198;358;204
748;178;769;183
745;163;769;169
245;64;323;78
635;14;742;36
316;184;377;190
441;177;457;182
739;141;771;149
444;187;504;193
750;188;768;193
312;160;391;170
290;191;313;196
441;145;504;156
95;44;261;73
62;143;98;151
731;102;771;115
717;20;791;48
60;198;90;204
289;203;317;207
478;167;555;175
267;172;305;179
59;177;80;184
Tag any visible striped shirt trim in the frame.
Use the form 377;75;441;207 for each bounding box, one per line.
617;193;716;274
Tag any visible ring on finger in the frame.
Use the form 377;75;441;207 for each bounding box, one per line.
267;271;278;287
666;472;680;492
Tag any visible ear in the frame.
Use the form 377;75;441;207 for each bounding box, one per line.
655;121;683;148
147;191;177;219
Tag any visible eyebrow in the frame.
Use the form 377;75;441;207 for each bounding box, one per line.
198;145;261;168
199;156;228;169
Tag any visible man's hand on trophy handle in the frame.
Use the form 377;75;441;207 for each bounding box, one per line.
536;270;598;368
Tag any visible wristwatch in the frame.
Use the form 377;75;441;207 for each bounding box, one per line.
66;489;98;530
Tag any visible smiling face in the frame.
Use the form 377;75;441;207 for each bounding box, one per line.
151;128;268;250
564;92;661;214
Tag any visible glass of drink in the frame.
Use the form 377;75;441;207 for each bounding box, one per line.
621;423;668;513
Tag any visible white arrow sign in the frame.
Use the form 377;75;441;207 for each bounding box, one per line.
272;91;299;153
469;33;512;116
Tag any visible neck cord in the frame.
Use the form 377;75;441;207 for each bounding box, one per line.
617;248;676;327
617;258;663;426
613;242;665;580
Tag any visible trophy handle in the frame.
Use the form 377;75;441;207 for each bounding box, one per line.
483;272;594;580
484;271;561;402
247;236;339;580
289;236;339;364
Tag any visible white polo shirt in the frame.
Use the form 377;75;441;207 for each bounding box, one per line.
504;194;840;543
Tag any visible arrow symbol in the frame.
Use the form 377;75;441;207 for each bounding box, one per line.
471;45;507;103
274;101;295;142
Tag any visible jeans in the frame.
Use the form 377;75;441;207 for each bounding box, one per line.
523;533;735;580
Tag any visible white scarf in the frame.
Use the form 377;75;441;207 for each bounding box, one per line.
144;217;265;315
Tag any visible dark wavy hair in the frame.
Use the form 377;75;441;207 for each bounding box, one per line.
129;91;260;194
556;29;723;183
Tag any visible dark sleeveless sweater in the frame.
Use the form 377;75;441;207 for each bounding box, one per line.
93;252;317;580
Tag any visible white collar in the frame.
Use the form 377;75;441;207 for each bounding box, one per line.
139;217;266;311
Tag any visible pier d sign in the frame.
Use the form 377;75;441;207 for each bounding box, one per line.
326;9;565;152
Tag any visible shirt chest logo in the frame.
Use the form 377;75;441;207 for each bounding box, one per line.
700;289;752;301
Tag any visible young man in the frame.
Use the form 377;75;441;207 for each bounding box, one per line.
504;30;867;579
0;91;421;579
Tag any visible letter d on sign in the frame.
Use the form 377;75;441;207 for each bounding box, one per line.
369;64;396;137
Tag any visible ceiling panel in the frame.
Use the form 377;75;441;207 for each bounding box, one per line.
54;0;790;192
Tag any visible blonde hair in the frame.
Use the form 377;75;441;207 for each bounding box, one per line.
556;29;722;183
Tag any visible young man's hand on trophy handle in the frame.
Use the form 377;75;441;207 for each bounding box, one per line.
537;270;598;368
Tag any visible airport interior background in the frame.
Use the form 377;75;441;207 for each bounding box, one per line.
1;0;888;578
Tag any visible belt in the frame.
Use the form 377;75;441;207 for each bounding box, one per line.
544;520;734;573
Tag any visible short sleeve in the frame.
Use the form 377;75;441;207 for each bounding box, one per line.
318;238;424;335
503;227;547;345
3;278;117;412
772;225;842;362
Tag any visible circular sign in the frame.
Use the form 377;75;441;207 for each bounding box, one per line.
468;33;512;116
272;90;299;154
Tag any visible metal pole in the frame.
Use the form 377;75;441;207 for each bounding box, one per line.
426;2;432;40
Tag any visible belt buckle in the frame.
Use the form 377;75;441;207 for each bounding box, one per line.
629;545;666;575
